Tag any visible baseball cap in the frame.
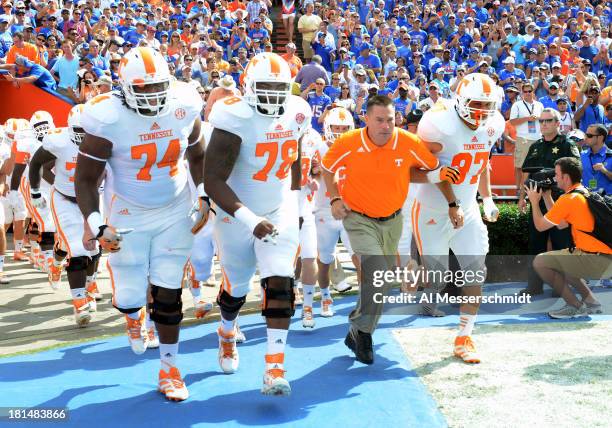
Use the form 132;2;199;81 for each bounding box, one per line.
529;48;538;54
317;32;325;38
0;16;8;24
286;42;296;49
406;109;423;124
503;56;515;64
556;97;568;104
549;82;559;89
552;62;561;69
355;68;366;76
94;75;113;86
506;86;519;92
359;42;373;51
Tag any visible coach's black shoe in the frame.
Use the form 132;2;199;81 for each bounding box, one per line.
519;287;543;297
345;327;373;364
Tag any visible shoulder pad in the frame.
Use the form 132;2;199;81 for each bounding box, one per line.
285;95;313;128
485;111;505;139
168;82;204;120
418;102;456;142
81;93;121;137
42;128;69;155
208;96;254;136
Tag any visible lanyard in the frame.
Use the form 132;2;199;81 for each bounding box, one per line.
522;101;533;116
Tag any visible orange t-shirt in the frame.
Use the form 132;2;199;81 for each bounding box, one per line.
228;1;246;12
504;121;516;154
545;185;612;254
281;53;302;78
6;42;41;66
322;127;439;217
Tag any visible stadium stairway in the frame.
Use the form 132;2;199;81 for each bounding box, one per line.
270;7;304;58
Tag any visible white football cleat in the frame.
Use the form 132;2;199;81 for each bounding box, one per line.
147;327;159;349
235;324;246;343
320;299;334;317
86;281;103;301
72;298;92;327
262;353;291;396
218;327;239;374
158;367;189;401
194;299;213;319
302;306;315;328
334;279;352;293
125;312;147;355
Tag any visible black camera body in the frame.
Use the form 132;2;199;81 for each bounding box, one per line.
524;167;557;192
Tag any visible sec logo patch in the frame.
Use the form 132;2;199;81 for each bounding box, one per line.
487;127;495;137
296;113;305;125
175;108;186;120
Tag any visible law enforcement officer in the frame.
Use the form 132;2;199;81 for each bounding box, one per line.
519;108;581;296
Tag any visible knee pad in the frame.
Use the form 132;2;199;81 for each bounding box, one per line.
216;289;246;315
261;276;295;318
114;305;142;315
39;231;54;247
54;242;68;259
148;284;183;325
28;221;39;236
66;256;90;272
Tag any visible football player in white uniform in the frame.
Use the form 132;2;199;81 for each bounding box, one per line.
28;105;99;326
0;125;12;283
16;116;59;278
312;107;357;314
412;73;503;364
205;53;305;396
2;118;30;263
75;47;206;401
26;110;69;287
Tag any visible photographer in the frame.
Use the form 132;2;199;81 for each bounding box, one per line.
525;157;610;319
519;108;581;296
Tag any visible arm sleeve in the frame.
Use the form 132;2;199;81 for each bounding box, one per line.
544;195;571;225
406;132;440;170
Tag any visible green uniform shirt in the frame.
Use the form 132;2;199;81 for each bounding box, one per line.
522;133;581;172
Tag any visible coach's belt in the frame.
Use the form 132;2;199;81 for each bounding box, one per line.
354;209;402;222
57;190;77;204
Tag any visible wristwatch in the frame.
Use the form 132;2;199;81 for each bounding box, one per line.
448;200;462;208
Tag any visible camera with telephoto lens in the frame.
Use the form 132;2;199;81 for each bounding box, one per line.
524;167;557;192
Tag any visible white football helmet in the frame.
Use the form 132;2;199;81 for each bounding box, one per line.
68;104;85;145
30;110;55;141
118;47;171;117
454;73;498;128
324;107;354;142
242;52;292;117
6;118;35;142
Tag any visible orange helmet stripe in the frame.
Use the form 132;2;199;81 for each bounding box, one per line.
269;54;281;75
481;75;491;96
138;47;157;76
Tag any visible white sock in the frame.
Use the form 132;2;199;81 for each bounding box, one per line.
0;255;4;272
15;240;23;252
70;287;86;299
190;281;201;299
458;313;476;337
127;311;141;320
86;275;94;285
145;312;155;329
220;315;235;334
44;250;53;261
320;286;332;300
159;342;178;370
31;242;40;253
266;328;288;356
303;284;315;307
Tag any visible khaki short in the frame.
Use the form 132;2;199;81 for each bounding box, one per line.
514;136;538;168
302;39;314;60
535;248;612;280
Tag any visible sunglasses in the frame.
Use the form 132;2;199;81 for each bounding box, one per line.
538;118;555;124
523;90;533;93
585;133;599;138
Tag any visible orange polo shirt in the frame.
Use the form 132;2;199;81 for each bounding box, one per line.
322;127;439;218
6;42;40;66
545;185;612;254
281;53;302;78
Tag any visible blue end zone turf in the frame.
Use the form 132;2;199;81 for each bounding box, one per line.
0;299;447;428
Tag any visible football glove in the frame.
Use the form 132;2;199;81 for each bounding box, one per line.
95;225;132;253
482;197;499;222
425;166;461;184
30;189;47;210
190;196;214;235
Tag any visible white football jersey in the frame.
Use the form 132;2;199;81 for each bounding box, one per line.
299;127;322;214
0;141;10;162
313;137;347;212
15;130;53;193
80;82;203;208
42;128;78;197
208;95;309;215
416;98;504;211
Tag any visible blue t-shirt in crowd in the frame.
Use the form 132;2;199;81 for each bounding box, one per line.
581;145;612;195
306;92;332;133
